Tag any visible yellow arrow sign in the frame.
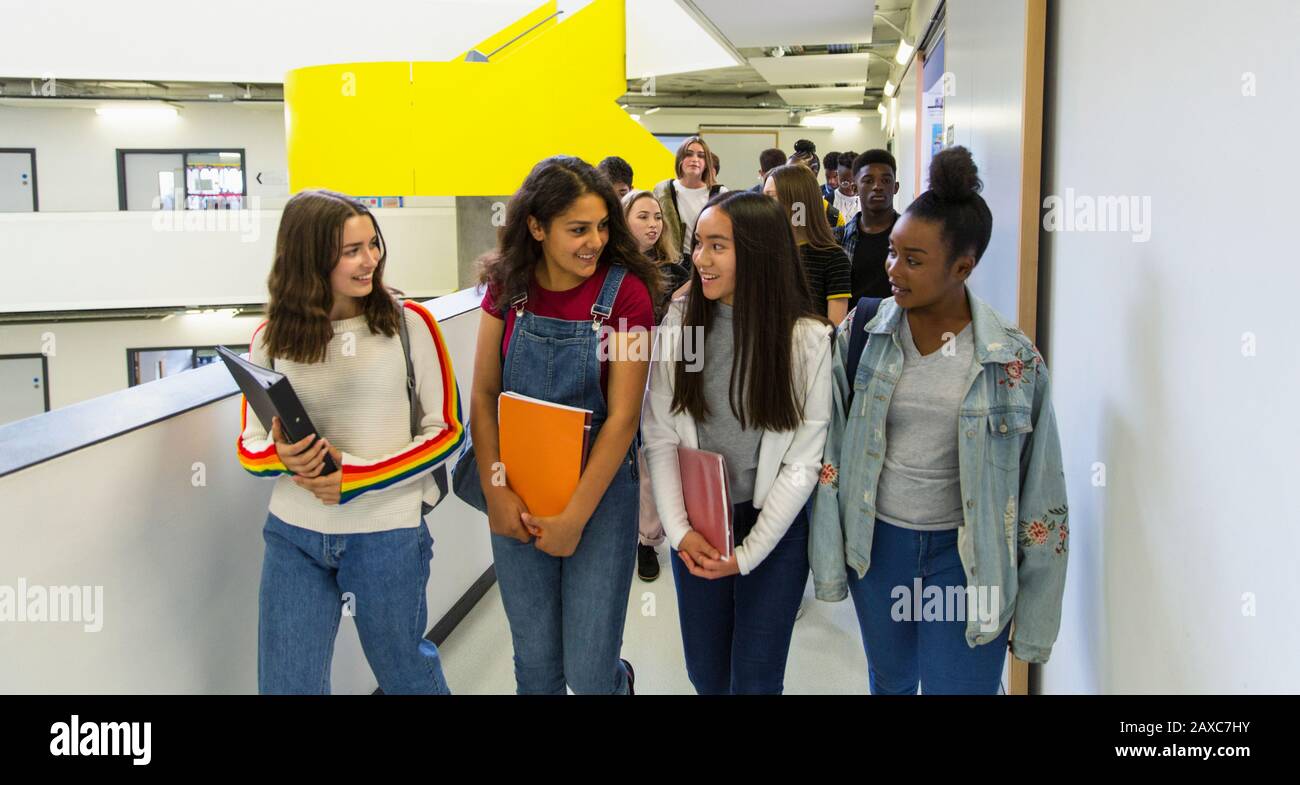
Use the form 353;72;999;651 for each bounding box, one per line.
285;0;675;197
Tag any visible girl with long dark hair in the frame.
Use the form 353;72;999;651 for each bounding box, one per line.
642;190;832;694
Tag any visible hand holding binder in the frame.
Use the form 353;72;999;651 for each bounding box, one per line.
219;345;338;475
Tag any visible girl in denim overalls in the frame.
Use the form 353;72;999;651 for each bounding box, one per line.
469;157;661;694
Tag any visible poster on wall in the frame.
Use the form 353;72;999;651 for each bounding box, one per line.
920;34;947;190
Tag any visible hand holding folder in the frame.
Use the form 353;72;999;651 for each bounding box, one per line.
497;392;594;518
218;345;338;475
677;446;734;561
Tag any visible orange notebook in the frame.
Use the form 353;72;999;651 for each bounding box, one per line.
498;392;593;517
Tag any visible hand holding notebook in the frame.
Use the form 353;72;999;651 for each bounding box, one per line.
676;446;734;561
497;392;594;518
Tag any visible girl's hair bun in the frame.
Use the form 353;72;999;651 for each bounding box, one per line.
792;138;817;155
928;146;982;203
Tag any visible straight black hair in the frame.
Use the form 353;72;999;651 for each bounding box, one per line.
671;191;826;432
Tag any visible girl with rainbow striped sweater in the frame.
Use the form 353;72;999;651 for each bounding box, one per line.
236;190;465;694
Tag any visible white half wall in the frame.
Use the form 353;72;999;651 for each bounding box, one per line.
0;205;459;314
0;297;490;694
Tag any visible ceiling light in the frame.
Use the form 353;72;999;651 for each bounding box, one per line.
884;80;898;97
95;104;179;121
644;107;661;115
895;39;915;65
801;114;861;128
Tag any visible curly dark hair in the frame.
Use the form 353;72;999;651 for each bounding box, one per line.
478;156;663;313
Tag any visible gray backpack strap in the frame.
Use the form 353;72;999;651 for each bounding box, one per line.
398;299;447;513
396;299;418;438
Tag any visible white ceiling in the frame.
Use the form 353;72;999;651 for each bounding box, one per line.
776;86;868;106
626;0;741;79
748;52;874;86
687;0;877;48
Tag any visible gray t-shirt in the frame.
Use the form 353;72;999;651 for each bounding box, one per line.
875;314;975;530
695;303;762;504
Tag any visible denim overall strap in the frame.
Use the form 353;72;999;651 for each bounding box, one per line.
590;264;627;330
500;264;628;425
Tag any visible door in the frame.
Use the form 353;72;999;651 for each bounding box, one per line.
0;355;49;426
0;150;37;212
123;152;184;210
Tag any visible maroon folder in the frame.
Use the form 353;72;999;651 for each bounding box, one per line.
677;445;734;560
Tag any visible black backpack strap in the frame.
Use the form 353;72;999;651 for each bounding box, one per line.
845;296;883;405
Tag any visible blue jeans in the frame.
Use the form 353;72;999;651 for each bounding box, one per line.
490;459;638;694
671;503;809;694
258;513;451;695
846;519;1011;695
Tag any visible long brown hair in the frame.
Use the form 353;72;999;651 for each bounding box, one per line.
621;190;676;264
264;189;401;364
767;164;840;252
674;135;717;187
671;191;826;432
478;156;662;315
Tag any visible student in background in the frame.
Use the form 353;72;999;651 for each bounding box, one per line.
237;189;465;695
832;150;861;228
810;147;1069;694
642;190;832;694
654;136;727;260
622;188;691;582
471;156;659;694
842;149;902;301
788;142;845;233
597;156;634;199
750;147;788;193
763;164;852;325
821;151;841;201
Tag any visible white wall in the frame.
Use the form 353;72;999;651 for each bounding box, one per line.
894;63;919;208
0;314;268;411
0;205;458;313
1040;0;1300;693
0;101;291;212
0;297;491;694
943;0;1030;322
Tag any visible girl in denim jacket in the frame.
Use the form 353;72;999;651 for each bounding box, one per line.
810;148;1068;694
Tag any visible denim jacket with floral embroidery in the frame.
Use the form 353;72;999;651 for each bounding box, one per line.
809;290;1069;664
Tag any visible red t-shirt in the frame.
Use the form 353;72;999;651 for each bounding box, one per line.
482;263;655;394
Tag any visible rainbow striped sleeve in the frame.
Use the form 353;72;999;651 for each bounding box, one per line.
236;321;290;478
337;301;466;505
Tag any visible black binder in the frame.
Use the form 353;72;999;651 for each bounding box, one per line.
217;345;338;475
